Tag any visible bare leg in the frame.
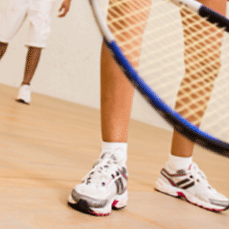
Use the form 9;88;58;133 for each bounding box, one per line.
171;0;226;157
0;42;8;60
101;42;134;142
101;0;151;143
21;46;42;85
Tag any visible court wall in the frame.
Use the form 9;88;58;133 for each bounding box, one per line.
2;0;218;131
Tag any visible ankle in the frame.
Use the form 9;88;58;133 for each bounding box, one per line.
167;154;192;171
100;141;128;164
21;82;30;86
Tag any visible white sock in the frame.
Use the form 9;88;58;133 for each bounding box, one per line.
167;154;192;171
100;141;128;164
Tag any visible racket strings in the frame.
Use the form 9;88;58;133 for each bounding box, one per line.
177;10;223;124
98;0;229;141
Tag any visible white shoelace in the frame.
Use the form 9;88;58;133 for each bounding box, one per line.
82;155;120;188
190;163;216;192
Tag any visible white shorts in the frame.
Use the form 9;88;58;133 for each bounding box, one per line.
0;0;56;48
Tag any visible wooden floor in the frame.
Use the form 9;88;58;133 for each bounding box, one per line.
0;83;229;229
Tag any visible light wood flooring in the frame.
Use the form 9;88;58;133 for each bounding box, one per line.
0;83;228;229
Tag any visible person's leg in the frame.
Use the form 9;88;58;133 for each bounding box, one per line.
101;42;134;143
68;0;152;216
171;0;227;158
0;42;8;60
101;0;152;143
68;44;133;215
155;0;229;212
21;46;42;85
16;0;56;104
0;0;30;104
100;0;152;163
16;46;42;104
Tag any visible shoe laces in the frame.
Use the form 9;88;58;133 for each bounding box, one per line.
82;152;124;188
190;163;216;192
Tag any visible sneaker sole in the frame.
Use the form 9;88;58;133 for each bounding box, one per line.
68;190;128;216
16;99;30;105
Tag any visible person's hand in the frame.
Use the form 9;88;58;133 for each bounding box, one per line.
58;0;71;17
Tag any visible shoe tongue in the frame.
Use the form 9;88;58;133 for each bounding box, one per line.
101;148;126;164
112;148;125;161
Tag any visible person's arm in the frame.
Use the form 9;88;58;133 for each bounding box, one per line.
58;0;72;17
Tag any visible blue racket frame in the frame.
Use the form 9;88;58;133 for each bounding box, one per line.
90;0;229;157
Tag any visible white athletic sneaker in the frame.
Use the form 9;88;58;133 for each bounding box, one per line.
16;85;31;104
68;150;128;216
155;162;229;212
